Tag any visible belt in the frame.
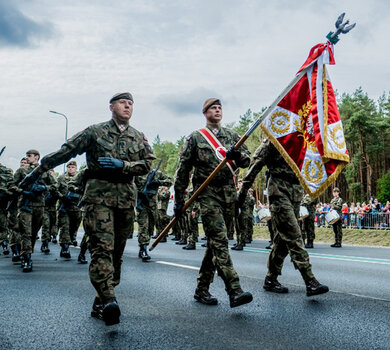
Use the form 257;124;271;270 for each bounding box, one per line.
194;177;234;188
88;171;133;184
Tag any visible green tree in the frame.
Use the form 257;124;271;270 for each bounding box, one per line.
377;170;390;203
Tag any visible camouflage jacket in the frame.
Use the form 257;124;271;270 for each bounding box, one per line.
40;119;155;209
13;164;56;207
330;196;343;216
242;139;303;204
174;126;250;204
301;194;318;215
0;163;13;196
135;170;172;209
57;173;81;211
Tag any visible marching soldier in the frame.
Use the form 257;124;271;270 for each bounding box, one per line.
56;161;82;259
232;180;251;250
246;188;256;243
0;160;13;256
238;139;329;297
135;169;172;261
300;193;318;248
155;186;171;242
41;169;58;250
174;98;253;308
12;149;56;271
20;92;155;326
330;187;343;248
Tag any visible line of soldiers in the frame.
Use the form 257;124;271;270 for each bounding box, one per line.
1;92;330;327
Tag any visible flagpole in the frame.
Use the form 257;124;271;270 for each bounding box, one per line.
150;14;355;251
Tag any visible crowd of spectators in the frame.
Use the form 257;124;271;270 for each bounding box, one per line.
253;198;390;230
315;198;390;229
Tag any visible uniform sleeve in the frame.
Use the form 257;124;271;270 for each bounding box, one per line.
122;135;156;176
241;143;268;192
41;129;92;171
234;134;251;169
174;136;194;203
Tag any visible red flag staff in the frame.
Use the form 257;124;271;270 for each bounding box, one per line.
150;13;355;251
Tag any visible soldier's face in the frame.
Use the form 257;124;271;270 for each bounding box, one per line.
67;165;77;176
110;99;133;123
20;160;28;167
26;153;39;165
204;105;223;124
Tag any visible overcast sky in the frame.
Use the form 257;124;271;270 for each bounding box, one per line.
0;0;389;172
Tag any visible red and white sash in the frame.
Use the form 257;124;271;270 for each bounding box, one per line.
198;128;238;176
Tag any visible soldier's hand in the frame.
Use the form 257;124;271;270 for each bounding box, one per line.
174;202;185;218
98;157;124;169
226;146;241;161
19;168;42;189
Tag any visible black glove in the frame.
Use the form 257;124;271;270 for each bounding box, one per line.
19;168;41;189
174;202;185;218
150;180;161;187
98;157;124;169
32;184;47;194
226;146;241;161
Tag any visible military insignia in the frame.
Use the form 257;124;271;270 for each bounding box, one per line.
215;146;226;161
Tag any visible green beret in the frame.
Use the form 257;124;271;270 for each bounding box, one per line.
202;98;221;113
109;92;134;104
26;149;40;156
66;160;77;167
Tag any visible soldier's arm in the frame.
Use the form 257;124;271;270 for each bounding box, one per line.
122;134;156;176
174;136;194;204
241;144;267;193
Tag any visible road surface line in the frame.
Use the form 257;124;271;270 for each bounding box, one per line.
155;261;200;271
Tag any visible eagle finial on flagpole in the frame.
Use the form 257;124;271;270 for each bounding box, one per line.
326;12;356;44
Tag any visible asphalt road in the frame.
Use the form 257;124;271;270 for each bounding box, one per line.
1;232;390;350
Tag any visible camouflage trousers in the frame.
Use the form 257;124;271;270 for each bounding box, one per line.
224;205;235;239
187;213;199;245
19;206;44;255
42;208;57;242
235;210;249;246
156;209;170;235
7;211;20;247
197;197;241;295
246;215;253;241
0;207;8;244
332;220;342;244
301;212;316;242
83;204;134;302
137;207;156;245
57;209;82;245
267;196;314;282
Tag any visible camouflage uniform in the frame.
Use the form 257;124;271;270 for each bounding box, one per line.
187;199;200;245
57;173;83;245
235;193;252;246
41;172;58;243
136;170;172;245
300;194;318;243
0;164;13;249
174;126;250;295
156;187;171;235
241;140;314;282
40;119;155;302
13;164;56;255
330;196;343;244
246;193;255;242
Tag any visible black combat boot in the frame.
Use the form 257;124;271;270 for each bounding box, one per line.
91;297;104;320
102;297;121;326
71;236;78;247
229;288;253;308
183;243;196;250
305;240;314;248
2;241;10;255
52;235;58;244
20;254;25;268
160;236;167;243
231;244;243;251
78;249;88;264
263;276;289;293
330;242;342;248
22;253;33;273
40;240;50;254
175;238;187;245
138;245;151;262
306;278;329;297
151;234;158;239
11;245;20;262
60;243;71;259
265;241;272;249
194;289;218;305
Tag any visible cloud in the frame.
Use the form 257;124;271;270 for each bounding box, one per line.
158;87;222;116
0;1;54;47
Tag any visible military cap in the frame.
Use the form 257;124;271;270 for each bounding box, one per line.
109;92;134;104
202;98;221;113
66;160;77;167
26;149;40;156
333;187;340;192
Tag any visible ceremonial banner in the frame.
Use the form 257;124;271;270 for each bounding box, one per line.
261;42;349;198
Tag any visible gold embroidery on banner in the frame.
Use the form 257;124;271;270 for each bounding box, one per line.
304;159;323;185
270;111;290;135
329;124;345;149
294;101;317;152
